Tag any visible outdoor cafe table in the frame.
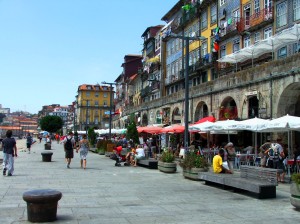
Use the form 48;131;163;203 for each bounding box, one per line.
235;154;256;168
286;159;300;176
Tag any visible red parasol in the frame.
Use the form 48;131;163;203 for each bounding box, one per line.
160;124;185;134
194;116;216;124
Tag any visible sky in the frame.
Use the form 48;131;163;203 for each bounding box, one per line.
0;0;178;114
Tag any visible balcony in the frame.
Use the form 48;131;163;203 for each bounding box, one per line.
140;86;151;98
239;7;273;32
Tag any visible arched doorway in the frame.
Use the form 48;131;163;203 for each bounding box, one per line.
142;113;148;126
194;102;209;122
248;96;259;118
277;82;300;146
219;97;238;120
172;107;181;124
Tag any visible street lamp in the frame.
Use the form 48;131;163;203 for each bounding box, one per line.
101;81;116;140
164;32;206;150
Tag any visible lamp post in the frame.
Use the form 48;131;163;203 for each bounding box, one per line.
101;81;116;140
166;32;206;149
85;100;89;135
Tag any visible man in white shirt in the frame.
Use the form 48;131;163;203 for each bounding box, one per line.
134;145;145;167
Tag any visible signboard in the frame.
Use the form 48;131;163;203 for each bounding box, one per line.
104;111;114;115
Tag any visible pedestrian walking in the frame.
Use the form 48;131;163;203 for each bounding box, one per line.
2;130;17;176
26;133;33;153
63;131;75;168
76;134;89;169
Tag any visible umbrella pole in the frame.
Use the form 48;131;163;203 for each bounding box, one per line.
255;132;257;156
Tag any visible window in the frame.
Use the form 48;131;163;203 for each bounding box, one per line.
86;91;90;97
220;0;226;6
201;71;208;83
264;27;272;39
220;45;226;58
201;10;207;29
103;100;107;106
294;0;300;21
254;32;260;43
254;0;260;14
233;38;240;52
278;46;287;59
201;41;208;58
244;4;251;27
276;2;287;28
211;4;217;24
95;101;99;107
95;92;99;97
95;118;98;125
244;35;251;48
103;92;108;98
155;34;161;50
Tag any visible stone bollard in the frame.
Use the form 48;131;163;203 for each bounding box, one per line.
23;189;62;222
41;152;53;162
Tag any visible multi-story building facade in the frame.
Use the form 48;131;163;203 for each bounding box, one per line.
113;55;143;128
76;84;113;131
112;0;300;146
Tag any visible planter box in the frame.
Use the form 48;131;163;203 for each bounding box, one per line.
183;168;208;180
158;161;177;173
106;143;115;152
290;182;300;209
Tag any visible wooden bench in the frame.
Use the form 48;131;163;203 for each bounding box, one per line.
137;159;158;169
199;165;279;199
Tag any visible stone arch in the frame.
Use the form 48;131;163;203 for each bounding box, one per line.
194;101;209;122
172;107;181;124
277;82;300;117
142;113;148;126
219;96;238;120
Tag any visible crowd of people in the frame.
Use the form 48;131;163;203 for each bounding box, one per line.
2;129;300;179
211;137;300;183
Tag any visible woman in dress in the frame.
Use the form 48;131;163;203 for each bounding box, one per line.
76;134;89;169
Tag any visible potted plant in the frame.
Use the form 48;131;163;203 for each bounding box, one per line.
158;149;177;173
96;139;106;155
290;173;300;209
180;151;209;180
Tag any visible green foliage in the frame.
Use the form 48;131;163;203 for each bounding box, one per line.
126;120;139;144
180;151;209;170
160;150;175;163
39;115;63;133
291;173;300;185
88;128;97;146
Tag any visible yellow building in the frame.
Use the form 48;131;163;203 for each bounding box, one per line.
76;84;113;131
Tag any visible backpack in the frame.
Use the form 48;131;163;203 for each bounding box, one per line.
27;136;32;144
65;138;73;150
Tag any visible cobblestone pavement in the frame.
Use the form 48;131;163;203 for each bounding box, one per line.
0;139;299;224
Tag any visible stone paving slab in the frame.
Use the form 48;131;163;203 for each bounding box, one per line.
0;139;298;223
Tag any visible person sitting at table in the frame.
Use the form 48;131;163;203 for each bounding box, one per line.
133;145;145;167
291;145;300;173
224;142;236;171
213;149;233;174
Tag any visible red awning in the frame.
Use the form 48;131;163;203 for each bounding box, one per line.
194;116;216;124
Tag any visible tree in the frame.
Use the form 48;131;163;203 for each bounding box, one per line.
126;115;139;144
88;127;97;146
39;115;63;133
